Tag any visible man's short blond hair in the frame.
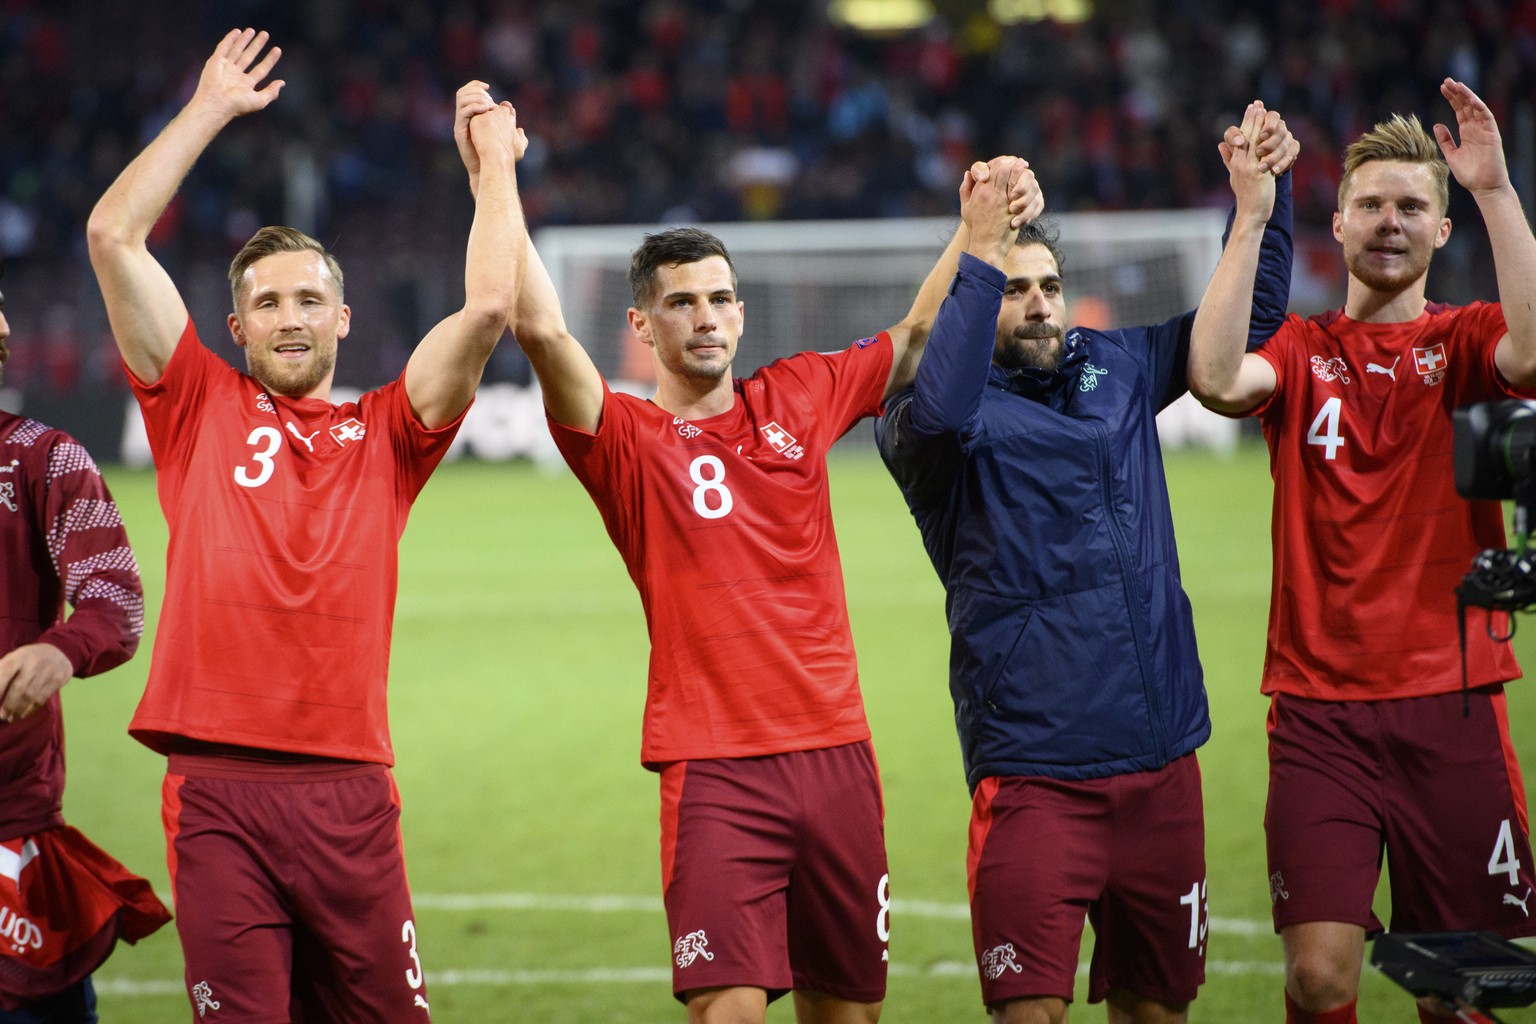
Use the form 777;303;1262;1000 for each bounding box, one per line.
1337;113;1449;216
228;226;345;309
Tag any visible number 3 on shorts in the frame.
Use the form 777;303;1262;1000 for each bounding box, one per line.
1489;818;1523;885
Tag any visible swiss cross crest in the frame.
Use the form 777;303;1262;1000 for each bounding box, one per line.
329;418;367;447
760;421;804;460
1413;344;1447;385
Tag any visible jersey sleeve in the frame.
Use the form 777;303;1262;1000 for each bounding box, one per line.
125;318;226;497
30;433;143;676
1248;315;1302;421
779;332;895;444
374;376;468;504
1448;302;1535;403
546;382;645;559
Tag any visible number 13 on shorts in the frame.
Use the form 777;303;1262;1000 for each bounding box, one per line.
1180;877;1208;954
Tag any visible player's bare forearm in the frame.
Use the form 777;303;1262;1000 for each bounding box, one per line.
885;225;967;397
1188;219;1276;413
887;157;1041;398
88;29;284;384
1190;103;1280;412
1480;185;1536;386
510;224;603;432
406;106;524;428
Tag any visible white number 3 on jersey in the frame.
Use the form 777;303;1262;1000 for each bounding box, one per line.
1306;397;1344;460
234;426;282;488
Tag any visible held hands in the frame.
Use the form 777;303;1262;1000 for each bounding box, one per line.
192;29;284;123
0;643;72;724
1219;101;1280;224
455;81;527;198
961;156;1041;266
1436;78;1510;196
1222;102;1299;178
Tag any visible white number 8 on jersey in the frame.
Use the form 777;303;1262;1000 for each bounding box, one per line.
689;455;734;519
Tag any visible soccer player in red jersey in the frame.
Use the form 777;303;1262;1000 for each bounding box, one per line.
0;284;170;1023
1190;82;1536;1024
84;30;523;1022
455;82;1037;1022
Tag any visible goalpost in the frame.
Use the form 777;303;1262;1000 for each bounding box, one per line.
536;210;1241;452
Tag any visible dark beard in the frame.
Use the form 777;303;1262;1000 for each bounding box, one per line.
994;323;1065;372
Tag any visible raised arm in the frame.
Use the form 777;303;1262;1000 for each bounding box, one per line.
86;29;284;385
403;97;524;429
882;157;1042;399
454;84;603;431
1437;80;1536;388
1188;102;1282;414
900;157;1027;437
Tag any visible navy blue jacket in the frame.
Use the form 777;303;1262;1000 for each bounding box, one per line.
877;182;1293;791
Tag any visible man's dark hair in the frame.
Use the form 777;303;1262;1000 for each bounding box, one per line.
628;227;738;308
1014;218;1066;273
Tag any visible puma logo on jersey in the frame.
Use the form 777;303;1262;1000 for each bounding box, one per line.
1366;357;1399;381
414;994;430;1013
673;929;715;968
1309;356;1351;384
1505;888;1532;917
285;422;321;451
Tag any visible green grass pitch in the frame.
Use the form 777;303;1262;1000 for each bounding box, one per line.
54;445;1536;1022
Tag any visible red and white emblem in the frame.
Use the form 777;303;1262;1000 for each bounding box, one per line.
1413;344;1447;376
760;421;796;452
759;421;805;460
329;418;367;447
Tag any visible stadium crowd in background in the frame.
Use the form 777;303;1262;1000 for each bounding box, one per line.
0;0;1531;397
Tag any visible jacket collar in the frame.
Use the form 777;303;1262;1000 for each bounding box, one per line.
988;330;1089;407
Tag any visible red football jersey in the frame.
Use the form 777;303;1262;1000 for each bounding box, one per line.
550;336;893;766
0;413;141;838
1252;303;1526;700
127;320;461;762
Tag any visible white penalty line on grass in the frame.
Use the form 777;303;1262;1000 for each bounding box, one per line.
94;960;1286;997
408;892;1273;938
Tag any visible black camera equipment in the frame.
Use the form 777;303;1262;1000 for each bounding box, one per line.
1372;931;1536;1022
1452;400;1536;711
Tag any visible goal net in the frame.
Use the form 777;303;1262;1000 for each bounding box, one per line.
536;210;1239;452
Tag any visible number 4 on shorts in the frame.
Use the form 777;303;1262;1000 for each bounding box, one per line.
1489;818;1523;885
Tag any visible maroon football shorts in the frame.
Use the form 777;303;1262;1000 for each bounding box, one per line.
162;753;431;1023
658;740;889;1005
1266;688;1536;937
967;754;1207;1009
